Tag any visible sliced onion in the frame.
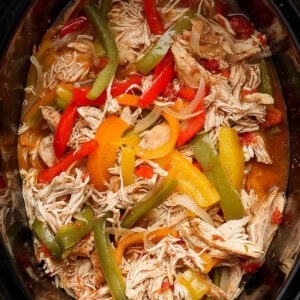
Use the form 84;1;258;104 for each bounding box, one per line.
248;49;272;64
179;77;206;115
51;32;78;49
162;106;202;120
134;105;162;133
30;55;44;98
171;194;215;227
105;227;137;236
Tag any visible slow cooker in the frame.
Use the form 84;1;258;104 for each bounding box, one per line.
0;0;299;299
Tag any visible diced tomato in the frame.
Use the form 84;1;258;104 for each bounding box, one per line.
262;106;282;128
179;86;197;102
200;58;220;74
229;15;255;39
215;0;229;17
162;82;179;102
241;260;262;273
134;165;154;179
239;132;257;147
160;281;174;293
271;207;283;225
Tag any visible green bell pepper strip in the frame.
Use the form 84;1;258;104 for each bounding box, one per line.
136;10;196;74
55;206;94;258
84;2;119;100
32;219;62;260
94;218;126;300
258;59;273;95
121;176;177;228
191;133;245;220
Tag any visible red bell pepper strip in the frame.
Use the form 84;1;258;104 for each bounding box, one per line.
59;16;89;38
143;0;164;35
54;102;79;158
179;86;197;102
73;74;143;106
153;51;173;79
38;139;99;184
138;57;175;108
177;100;205;146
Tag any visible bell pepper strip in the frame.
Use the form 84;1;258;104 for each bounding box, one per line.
200;252;221;274
87;116;129;191
20;128;44;148
136;10;196;74
84;4;119;100
94;218;126;300
143;0;164;35
55;206;94;258
116;94;139;107
153;51;174;79
135;112;179;160
56;83;73;110
111;74;143;97
73;87;106;107
53;102;79;158
121;176;177;228
38;139;98;184
23;89;57;128
138;59;175;109
115;228;178;264
191;133;245;220
218;127;245;192
32;219;62;260
176;103;205;146
115;231;145;264
59;16;89;38
121;146;136;186
177;269;209;300
258;59;273;95
179;86;197;102
155;149;220;208
262;105;282;127
134;164;154;179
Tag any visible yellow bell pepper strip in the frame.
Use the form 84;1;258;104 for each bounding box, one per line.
177;269;209;300
84;3;119;100
218;127;245;192
87;116;129;191
56;83;73;110
116;94;139;107
94;218;126;300
143;0;164;35
38;139;98;184
23;89;57;128
136;10;195;74
258;59;273;95
115;228;178;264
135;112;179;160
121;176;177;228
32;219;62;260
138;53;175;109
121;146;136;186
55;206;94;258
155;149;220;208
191;133;245;220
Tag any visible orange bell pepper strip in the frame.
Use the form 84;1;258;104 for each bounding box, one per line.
200;252;221;274
115;228;178;264
87;116;129;191
135;112;179;160
155;149;220;208
115;94;139;107
38;139;99;184
218;127;245;192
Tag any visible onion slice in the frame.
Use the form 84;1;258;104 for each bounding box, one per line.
179;77;206;115
29;55;44;99
162;106;202;120
134;105;162;133
171;194;215;226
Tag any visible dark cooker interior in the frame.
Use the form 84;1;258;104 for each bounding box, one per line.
0;0;299;299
